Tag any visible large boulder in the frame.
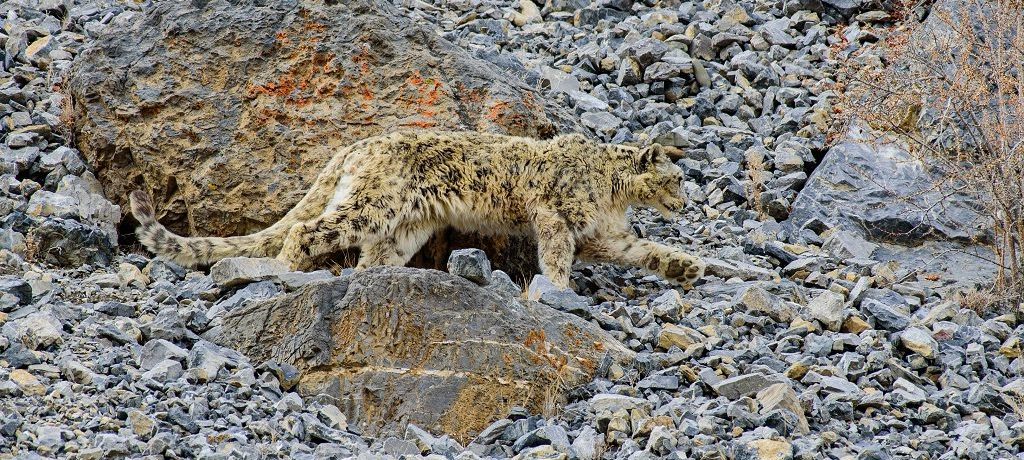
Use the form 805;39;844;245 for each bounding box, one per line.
787;128;988;245
67;0;578;237
212;267;633;441
787;127;996;288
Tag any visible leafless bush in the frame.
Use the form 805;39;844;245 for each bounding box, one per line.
839;0;1024;307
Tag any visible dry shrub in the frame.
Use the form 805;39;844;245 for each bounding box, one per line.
840;0;1024;307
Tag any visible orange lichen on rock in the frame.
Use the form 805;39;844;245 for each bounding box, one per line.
245;19;341;107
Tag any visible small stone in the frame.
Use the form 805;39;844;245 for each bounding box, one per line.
95;301;136;317
259;360;301;390
704;257;777;281
489;269;522;297
527;275;589;309
649;290;683;321
276;270;334;290
319;404;348;430
128;410;157;438
999;337;1022;358
822;230;878;259
447;248;493;285
144;259;187;283
512;425;571;453
892;377;927;405
539;67;580;93
807;290;845;332
737;285;795;323
899;327;939;358
842;315;871;333
638;374;680;390
0;277;33;307
10;369;45;396
139;339;188;370
862;299;909;331
819;375;861;396
616;57;643;86
275;392;304;412
581;111;622;135
572;426;603;460
404;423;436;453
712;373;784;399
746;439;793;460
209;257;290;287
187;340;242;382
383;437;420;456
3;312;63;350
94;433;129;457
118;262;150;288
757;383;809;434
589;394;651;413
60;360;96;384
658;323;705;350
142;359;184;383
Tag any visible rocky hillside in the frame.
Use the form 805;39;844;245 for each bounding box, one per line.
1;0;1022;459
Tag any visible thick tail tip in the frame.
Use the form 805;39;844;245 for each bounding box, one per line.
129;190;155;222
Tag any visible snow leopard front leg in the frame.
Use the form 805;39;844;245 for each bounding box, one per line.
532;207;576;289
577;227;706;289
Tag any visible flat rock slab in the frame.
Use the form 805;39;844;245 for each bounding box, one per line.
213;267;633;441
68;0;577;237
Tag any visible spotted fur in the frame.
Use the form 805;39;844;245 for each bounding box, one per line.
130;131;706;289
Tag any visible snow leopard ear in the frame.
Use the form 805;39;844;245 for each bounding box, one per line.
637;144;665;169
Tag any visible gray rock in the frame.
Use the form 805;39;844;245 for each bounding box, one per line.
757;383;810;434
187;340;244;382
143;259;187;283
23;218;115;267
139;339;188;370
571;426;603;460
823;230;878;259
786;130;995;287
581;111;623;135
703;257;778;281
616;57;643;86
95;301;135;317
861;299;910;331
141;358;184;383
760;19;797;47
638;374;680;390
209;257;291;288
209;280;283;317
899;327;939;358
568;90;609;112
276;270;334;290
489;269;522;298
589;393;652;413
736;285;795;323
447;248;493;285
527;274;589;309
712;373;785;399
819;375;862;396
0;277;33;309
807;290;845;332
2;312;63;350
512;425;571;453
539;67;580;94
148;309;187;342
